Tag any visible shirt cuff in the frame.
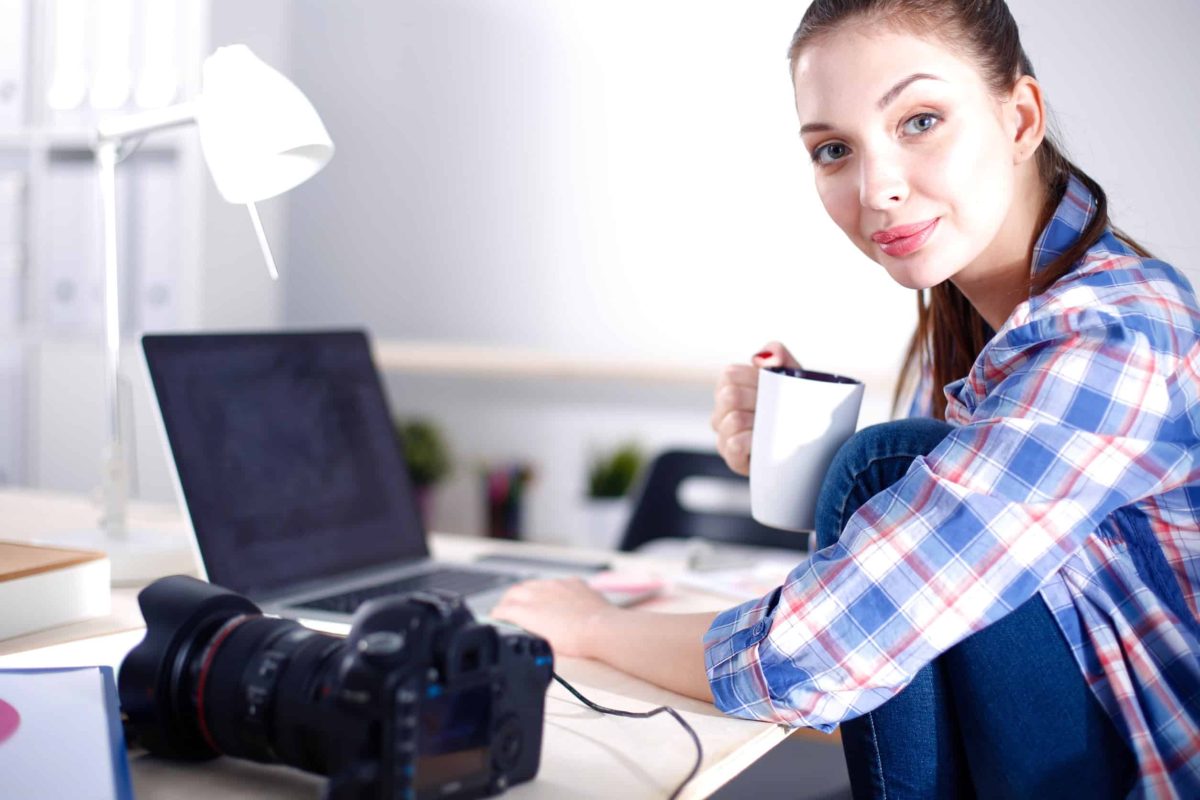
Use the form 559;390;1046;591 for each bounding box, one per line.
701;584;839;733
703;586;780;676
702;588;795;721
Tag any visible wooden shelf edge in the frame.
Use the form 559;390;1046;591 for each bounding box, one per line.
372;339;724;386
372;338;899;392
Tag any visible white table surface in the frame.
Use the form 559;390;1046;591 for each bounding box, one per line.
0;488;828;799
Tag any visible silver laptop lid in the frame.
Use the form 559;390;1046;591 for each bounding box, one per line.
142;330;427;598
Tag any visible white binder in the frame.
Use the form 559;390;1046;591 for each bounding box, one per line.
0;0;28;130
0;341;24;484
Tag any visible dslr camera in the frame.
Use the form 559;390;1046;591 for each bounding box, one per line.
119;575;553;799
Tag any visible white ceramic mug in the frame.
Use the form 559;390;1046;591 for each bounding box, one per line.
750;366;865;532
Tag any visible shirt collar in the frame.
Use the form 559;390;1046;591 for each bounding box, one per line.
1030;172;1098;278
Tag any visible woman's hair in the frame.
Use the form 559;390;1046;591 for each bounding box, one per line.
787;0;1153;420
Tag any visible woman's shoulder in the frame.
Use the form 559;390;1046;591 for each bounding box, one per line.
952;245;1197;427
1012;237;1200;357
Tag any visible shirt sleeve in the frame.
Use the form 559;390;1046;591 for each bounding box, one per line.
704;308;1194;730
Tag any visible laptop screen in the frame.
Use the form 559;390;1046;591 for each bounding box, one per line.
142;330;428;597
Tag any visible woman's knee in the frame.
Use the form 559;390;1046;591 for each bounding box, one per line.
814;418;954;549
942;595;1138;797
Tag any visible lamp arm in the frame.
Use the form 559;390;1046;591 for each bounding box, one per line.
96;101;197;143
96;138;127;539
94;101;198;540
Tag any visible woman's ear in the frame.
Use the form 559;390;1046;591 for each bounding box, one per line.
1009;75;1046;164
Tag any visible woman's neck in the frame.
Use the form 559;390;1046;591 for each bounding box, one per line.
952;164;1049;331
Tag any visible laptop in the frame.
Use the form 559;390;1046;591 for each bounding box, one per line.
141;329;601;628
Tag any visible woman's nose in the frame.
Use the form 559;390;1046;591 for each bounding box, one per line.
859;156;908;210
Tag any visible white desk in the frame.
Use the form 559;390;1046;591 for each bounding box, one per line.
0;489;832;799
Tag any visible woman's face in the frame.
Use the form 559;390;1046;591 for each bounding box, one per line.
793;26;1021;290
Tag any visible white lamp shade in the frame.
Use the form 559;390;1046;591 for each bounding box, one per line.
196;45;334;204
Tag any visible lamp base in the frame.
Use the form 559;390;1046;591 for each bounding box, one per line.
33;527;197;587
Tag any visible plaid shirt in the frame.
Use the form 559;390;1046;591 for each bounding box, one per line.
704;174;1200;798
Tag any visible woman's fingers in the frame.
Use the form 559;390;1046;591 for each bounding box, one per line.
752;341;801;370
491;577;613;658
711;342;798;476
715;408;755;441
710;379;757;431
720;430;753;475
718;363;760;393
714;404;755;475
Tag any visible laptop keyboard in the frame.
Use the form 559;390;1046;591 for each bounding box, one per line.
295;567;522;614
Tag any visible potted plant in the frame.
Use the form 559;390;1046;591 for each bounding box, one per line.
584;442;644;549
394;418;452;524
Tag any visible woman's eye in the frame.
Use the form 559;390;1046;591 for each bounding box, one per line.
809;114;940;165
811;142;849;165
903;112;941;135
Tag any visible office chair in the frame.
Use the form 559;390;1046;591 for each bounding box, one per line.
618;449;811;553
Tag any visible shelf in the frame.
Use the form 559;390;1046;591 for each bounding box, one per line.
0;129;93;149
372;339;723;386
0;127;192;153
0;132;35;148
372;338;899;392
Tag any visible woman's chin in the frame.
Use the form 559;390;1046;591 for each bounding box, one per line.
874;245;967;290
881;261;948;291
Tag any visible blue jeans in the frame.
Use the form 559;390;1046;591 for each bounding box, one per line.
812;419;1138;799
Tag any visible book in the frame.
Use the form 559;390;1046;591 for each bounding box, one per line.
0;666;134;799
0;542;110;641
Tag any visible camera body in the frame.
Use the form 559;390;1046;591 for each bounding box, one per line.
334;585;552;798
119;575;553;800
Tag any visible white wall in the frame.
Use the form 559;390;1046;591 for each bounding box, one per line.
275;0;1198;543
282;0;912;370
199;0;295;329
1011;0;1198;269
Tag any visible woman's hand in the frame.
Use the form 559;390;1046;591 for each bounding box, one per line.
490;577;620;659
495;578;719;701
711;341;800;475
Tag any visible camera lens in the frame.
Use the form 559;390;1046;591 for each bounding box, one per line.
119;576;350;773
195;615;345;770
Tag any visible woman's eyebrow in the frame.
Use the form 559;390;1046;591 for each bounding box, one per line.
877;72;944;109
799;72;946;135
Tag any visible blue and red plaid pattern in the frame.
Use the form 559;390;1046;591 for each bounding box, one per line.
704;174;1200;797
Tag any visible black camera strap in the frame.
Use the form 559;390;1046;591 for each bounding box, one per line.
552;672;702;800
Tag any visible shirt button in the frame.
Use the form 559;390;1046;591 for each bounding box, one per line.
752;622;767;636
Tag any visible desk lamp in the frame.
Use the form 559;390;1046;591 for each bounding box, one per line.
50;45;333;584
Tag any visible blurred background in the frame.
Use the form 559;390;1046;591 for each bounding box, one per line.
1;0;1196;546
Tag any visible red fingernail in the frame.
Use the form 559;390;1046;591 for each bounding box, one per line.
754;351;773;360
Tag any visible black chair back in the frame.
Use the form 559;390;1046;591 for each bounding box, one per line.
618;449;810;553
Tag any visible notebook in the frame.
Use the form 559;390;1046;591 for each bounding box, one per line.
0;666;134;799
141;330;596;626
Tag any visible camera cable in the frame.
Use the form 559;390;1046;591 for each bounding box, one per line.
552;672;702;800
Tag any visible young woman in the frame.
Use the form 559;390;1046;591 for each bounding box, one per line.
493;1;1200;796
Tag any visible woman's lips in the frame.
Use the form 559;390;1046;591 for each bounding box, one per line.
874;218;939;257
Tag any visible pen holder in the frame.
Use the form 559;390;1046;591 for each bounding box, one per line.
482;463;534;539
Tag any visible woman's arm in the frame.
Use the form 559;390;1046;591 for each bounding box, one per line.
491;577;717;702
587;606;717;702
